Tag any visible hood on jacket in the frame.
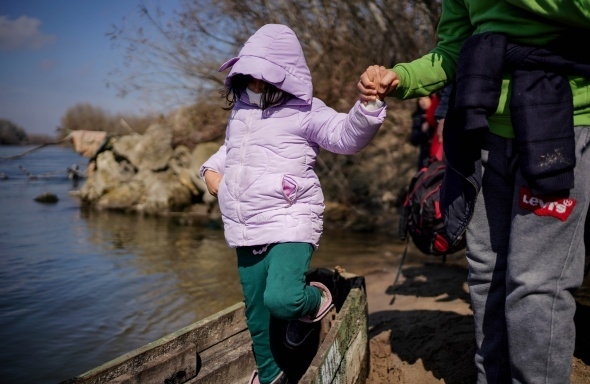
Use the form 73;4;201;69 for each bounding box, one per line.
219;24;313;105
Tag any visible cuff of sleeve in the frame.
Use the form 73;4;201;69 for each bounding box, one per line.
199;166;211;180
361;99;385;112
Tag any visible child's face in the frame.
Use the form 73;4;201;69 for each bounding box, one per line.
247;78;265;94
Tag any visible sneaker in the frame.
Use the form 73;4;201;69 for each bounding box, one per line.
248;371;260;384
248;370;288;384
270;371;289;384
299;282;334;323
285;318;318;348
284;281;333;348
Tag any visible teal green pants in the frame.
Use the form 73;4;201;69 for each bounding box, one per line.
237;242;321;384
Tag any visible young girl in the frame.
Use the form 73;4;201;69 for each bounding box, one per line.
201;24;389;384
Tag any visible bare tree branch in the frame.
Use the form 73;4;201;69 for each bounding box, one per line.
107;0;440;109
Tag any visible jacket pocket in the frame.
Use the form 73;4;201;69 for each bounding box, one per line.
282;175;298;205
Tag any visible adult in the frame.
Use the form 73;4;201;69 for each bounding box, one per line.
409;94;440;168
432;84;452;161
358;1;590;383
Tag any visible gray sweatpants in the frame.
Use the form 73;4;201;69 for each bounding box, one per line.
466;127;590;384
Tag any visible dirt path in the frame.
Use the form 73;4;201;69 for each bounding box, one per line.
356;251;590;384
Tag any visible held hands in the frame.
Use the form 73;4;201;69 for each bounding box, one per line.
203;170;222;197
358;65;399;103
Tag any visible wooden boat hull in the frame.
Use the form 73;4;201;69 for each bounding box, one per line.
62;268;368;384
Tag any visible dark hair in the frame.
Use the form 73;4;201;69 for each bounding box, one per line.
221;74;291;110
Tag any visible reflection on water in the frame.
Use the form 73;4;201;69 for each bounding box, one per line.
81;209;244;315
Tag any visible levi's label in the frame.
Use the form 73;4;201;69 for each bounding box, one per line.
519;187;576;222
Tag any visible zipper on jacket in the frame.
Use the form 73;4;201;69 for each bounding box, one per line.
236;110;254;232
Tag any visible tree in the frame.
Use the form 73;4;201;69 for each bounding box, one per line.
59;103;158;140
0;119;28;145
108;0;441;110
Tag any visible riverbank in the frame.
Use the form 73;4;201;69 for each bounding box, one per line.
355;249;590;384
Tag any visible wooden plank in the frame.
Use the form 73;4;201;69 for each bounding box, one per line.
63;303;249;384
187;328;255;384
108;344;197;384
298;283;369;384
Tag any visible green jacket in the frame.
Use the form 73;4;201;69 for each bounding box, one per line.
391;0;590;138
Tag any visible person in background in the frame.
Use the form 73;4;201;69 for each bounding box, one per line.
201;24;389;384
431;84;452;161
357;1;590;383
410;93;440;168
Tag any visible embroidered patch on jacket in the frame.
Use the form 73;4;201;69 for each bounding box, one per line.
519;187;576;222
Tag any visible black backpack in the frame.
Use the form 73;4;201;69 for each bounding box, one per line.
398;158;466;258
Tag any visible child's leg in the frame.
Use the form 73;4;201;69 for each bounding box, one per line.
237;247;283;384
264;242;320;320
263;243;335;349
238;242;321;383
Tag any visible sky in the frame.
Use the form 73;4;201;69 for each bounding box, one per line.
0;1;181;136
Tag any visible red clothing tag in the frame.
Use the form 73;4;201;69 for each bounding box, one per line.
519;187;576;222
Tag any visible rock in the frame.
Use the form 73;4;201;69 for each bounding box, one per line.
170;145;199;196
95;180;144;211
78;124;196;215
80;151;135;202
112;124;173;171
66;130;108;158
171;145;193;168
137;169;192;214
34;192;59;204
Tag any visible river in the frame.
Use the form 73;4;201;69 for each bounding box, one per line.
0;145;404;383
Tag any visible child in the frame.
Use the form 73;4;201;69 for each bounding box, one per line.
200;24;391;384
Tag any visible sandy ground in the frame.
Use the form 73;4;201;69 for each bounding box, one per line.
357;250;590;384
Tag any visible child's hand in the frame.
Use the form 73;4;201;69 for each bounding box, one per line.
358;65;399;103
204;170;222;197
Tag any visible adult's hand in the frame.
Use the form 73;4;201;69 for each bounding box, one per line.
358;65;399;103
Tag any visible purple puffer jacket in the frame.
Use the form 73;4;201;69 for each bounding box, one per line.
200;24;387;249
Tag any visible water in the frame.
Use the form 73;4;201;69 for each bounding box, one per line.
0;145;403;384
